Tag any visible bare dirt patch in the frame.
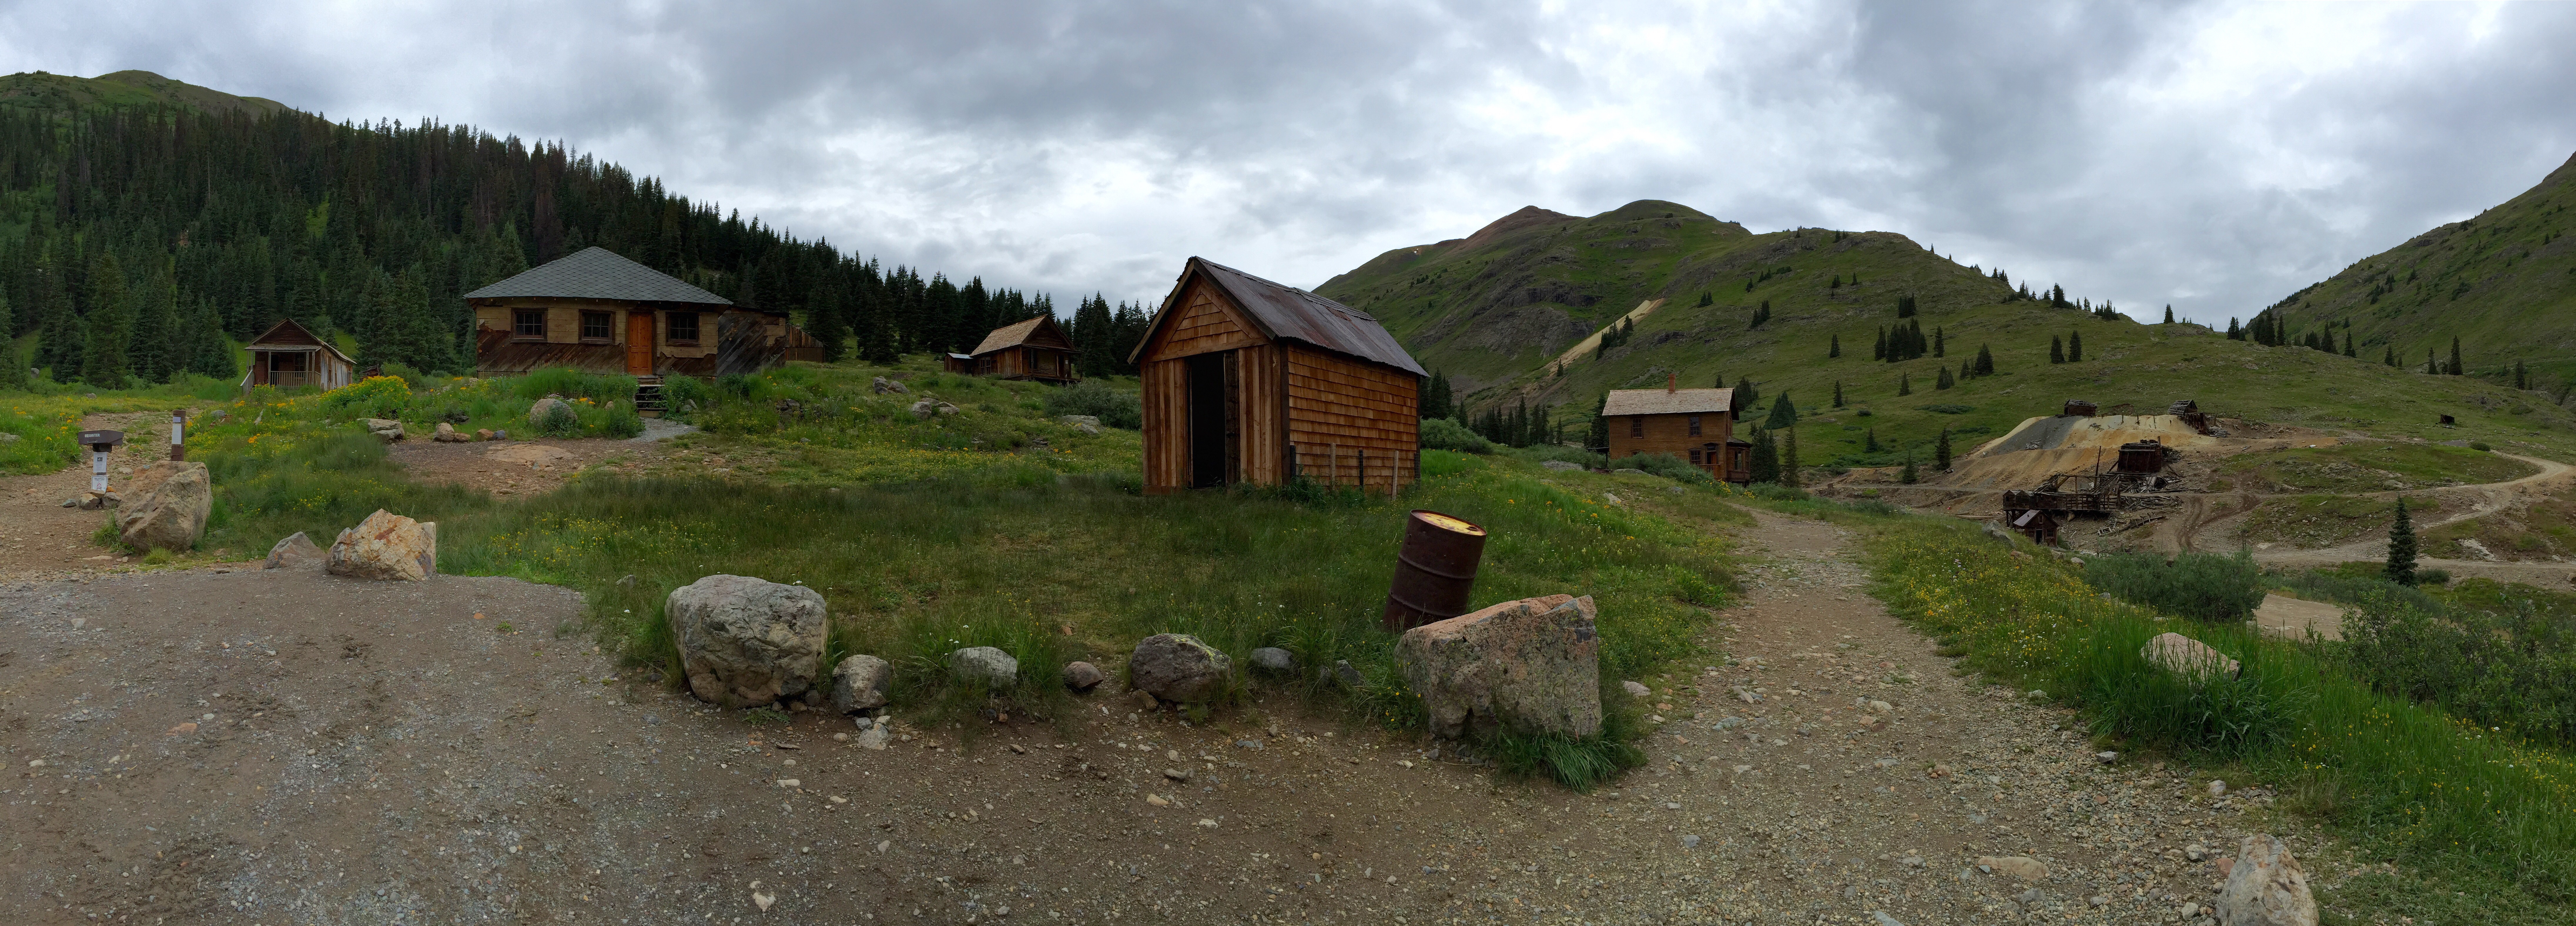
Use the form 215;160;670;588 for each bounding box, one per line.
386;437;673;497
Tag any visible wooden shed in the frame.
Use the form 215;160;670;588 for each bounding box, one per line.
242;318;356;391
1129;258;1426;494
466;246;811;378
967;315;1080;383
1602;379;1750;484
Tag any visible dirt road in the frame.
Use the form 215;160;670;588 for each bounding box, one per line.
0;504;2322;925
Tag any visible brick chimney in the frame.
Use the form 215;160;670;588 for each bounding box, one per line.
1667;373;1676;394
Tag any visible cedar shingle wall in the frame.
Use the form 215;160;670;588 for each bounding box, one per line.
1156;280;1265;359
1286;344;1419;491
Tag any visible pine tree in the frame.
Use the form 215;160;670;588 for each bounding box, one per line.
2343;332;2355;358
1587;392;1610;451
2384;497;2418;586
80;252;132;387
1934;366;1954;390
1873;327;1887;360
1864;428;1881;454
2050;336;2065;364
186;296;236;379
1764;393;1797;429
1829;333;1840;358
1974;344;1995;375
2226;317;2242;340
1936;428;1953;472
1899;454;1918;484
2448;336;2462;376
2515;359;2529;390
1736;376;1758;409
1748;427;1780;484
1421;371;1454;420
2164;305;2175;324
128;257;179;383
1897;372;1912;397
1832;380;1845;408
1696;291;1713;307
2067;330;2083;362
1934;327;1945;358
1781;428;1800;488
2383;346;2396;367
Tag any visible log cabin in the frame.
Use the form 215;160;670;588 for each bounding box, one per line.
966;315;1080;383
1602;379;1749;484
465;246;815;377
1129;258;1425;494
241;318;357;390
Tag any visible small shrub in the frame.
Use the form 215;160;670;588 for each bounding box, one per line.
1606;452;1715;485
540;403;581;438
742;707;790;726
380;363;429;390
2416;568;2451;586
661;375;716;412
322;376;412;419
2470;441;2492;452
1418;417;1495;453
512;368;637;405
604;400;645;439
1040;380;1143;429
2082;549;2266;621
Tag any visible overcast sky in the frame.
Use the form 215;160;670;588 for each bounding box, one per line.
7;0;2574;323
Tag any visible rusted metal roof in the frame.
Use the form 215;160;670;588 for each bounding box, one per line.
1602;387;1737;418
463;247;732;305
971;315;1074;356
1135;258;1425;375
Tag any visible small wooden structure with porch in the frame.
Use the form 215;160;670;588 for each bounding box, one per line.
966;315;1080;383
1129;258;1425;494
242;319;356;391
466;246;814;380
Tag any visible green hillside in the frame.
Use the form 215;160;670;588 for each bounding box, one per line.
1318;199;2576;467
2256;150;2576;387
0;69;287;117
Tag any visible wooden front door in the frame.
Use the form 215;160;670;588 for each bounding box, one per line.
625;312;654;375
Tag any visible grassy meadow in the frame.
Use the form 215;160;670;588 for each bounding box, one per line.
1867;516;2576;923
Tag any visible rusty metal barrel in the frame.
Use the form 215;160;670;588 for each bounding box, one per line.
1381;509;1489;632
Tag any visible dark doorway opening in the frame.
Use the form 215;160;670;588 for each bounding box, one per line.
1187;352;1237;488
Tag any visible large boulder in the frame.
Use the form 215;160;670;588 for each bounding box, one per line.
2215;834;2317;926
115;461;211;552
830;654;892;713
361;418;405;442
1128;634;1232;704
264;531;324;569
948;646;1020;688
2142;632;2242;680
432;422;468;443
666;575;829;708
1398;594;1602;740
527;395;572;426
325;509;438;581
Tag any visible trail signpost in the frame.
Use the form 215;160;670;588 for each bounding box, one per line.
79;429;126;494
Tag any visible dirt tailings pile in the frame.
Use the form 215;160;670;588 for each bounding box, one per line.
1941;414;2223;490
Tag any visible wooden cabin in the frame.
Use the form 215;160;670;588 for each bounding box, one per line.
1129;258;1426;494
967;315;1080;383
466;246;812;377
242;319;356;390
941;353;976;374
1602;380;1749;484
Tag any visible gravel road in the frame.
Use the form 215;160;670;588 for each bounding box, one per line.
1;508;2326;925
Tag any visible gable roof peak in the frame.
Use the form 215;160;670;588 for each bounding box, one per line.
462;246;732;305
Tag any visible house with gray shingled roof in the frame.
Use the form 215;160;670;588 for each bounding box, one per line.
466;246;818;378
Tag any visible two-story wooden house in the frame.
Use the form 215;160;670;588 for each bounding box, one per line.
1602;379;1749;484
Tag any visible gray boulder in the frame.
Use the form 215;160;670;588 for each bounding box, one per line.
1398;594;1602;740
115;461;211;552
871;376;910;395
1323;659;1366;688
665;575;829;708
1128;634;1232;703
264;531;325;569
527;396;571;426
910;398;961;419
1058;415;1101;427
2142;632;2242;680
2215;834;2317;926
830;654;892;713
1062;661;1105;691
361;418;405;442
949;646;1019;688
1250;647;1296;673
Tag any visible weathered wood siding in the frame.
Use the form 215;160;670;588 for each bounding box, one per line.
1139;357;1191;493
1154;279;1266;359
1606;411;1739;477
1237;344;1289;485
1285;344;1419;492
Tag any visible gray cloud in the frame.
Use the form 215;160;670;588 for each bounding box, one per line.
4;0;2571;322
